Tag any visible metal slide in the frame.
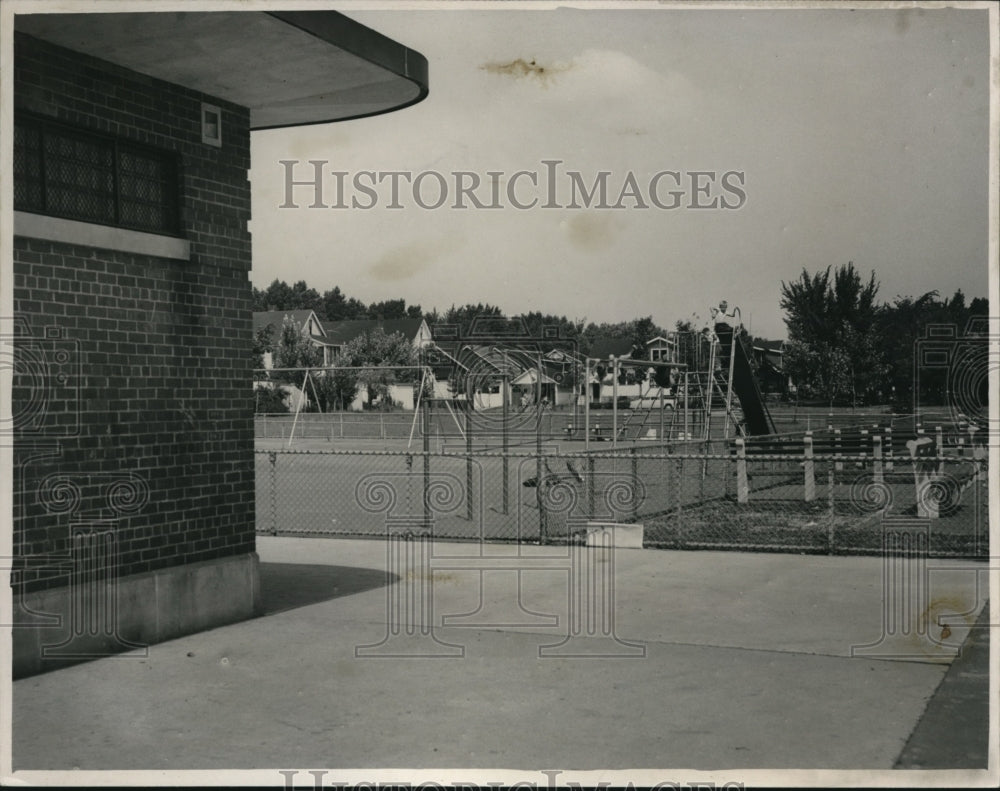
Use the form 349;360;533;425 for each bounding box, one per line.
713;323;776;436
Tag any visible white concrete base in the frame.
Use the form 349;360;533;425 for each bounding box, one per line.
585;522;644;549
12;551;261;678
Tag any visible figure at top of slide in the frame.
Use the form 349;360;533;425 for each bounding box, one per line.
709;299;738;327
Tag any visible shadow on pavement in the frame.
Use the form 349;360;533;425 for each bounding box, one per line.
259;563;396;616
895;600;991;769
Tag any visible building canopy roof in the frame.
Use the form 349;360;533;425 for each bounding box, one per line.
15;10;428;129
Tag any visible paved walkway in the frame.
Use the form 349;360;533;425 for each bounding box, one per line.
895;601;991;768
10;537;991;775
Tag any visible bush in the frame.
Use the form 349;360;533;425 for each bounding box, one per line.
254;385;288;414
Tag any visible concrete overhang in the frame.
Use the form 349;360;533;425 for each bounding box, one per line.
14;10;428;129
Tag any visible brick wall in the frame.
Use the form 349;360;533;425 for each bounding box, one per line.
13;32;255;591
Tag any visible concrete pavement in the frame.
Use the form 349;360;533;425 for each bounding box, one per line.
10;536;991;773
895;602;992;768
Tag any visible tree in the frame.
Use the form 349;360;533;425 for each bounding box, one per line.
254;279;323;313
252;323;274;369
779;262;885;406
337;328;420;409
254;279;293;311
252;323;282;411
311;363;360;411
439;303;504;330
368;298;410;320
321;286;367;321
876;288;988;412
518;311;586;342
271;316;322;401
581;316;666;356
253;384;289;414
779;267;832;349
783;338;852;404
289;280;323;313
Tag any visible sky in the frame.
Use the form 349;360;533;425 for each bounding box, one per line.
249;4;992;340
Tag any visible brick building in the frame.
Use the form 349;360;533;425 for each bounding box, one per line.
5;10;427;677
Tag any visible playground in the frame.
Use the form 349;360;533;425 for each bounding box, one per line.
255;411;986;560
252;309;989;558
12;305;992;776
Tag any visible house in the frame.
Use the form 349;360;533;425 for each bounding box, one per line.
645;334;681;363
419;342;581;408
317;317;433;364
254;309;326;342
253;309;327;368
539;348;580;406
7;8;427;677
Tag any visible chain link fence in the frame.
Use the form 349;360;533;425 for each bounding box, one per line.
255;436;988;558
256;407;602;446
256;407;955;444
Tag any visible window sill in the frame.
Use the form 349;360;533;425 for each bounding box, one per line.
14;212;190;261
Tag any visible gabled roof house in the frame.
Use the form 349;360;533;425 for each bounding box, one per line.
317;317;433;363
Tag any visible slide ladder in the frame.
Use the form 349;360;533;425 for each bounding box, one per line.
712;323;775;436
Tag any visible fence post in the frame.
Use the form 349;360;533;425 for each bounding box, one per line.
735;438;748;504
873;434;883;484
827;466;836;552
885;427;894;471
699;442;707;502
674;457;683;522
834;428;843;472
465;404;474;522
907;436;939;519
970;427;985;485
630;448;639;521
422;400;432;531
268;451;278;535
935;425;943;471
860;428;869;469
538;450;548;544
804;432;816;502
587;456;596;520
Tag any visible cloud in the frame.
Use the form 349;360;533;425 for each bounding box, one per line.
560;212;625;252
368;234;465;281
480;49;698;113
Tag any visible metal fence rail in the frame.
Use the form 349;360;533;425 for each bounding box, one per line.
254;445;988;558
255;408;967;446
